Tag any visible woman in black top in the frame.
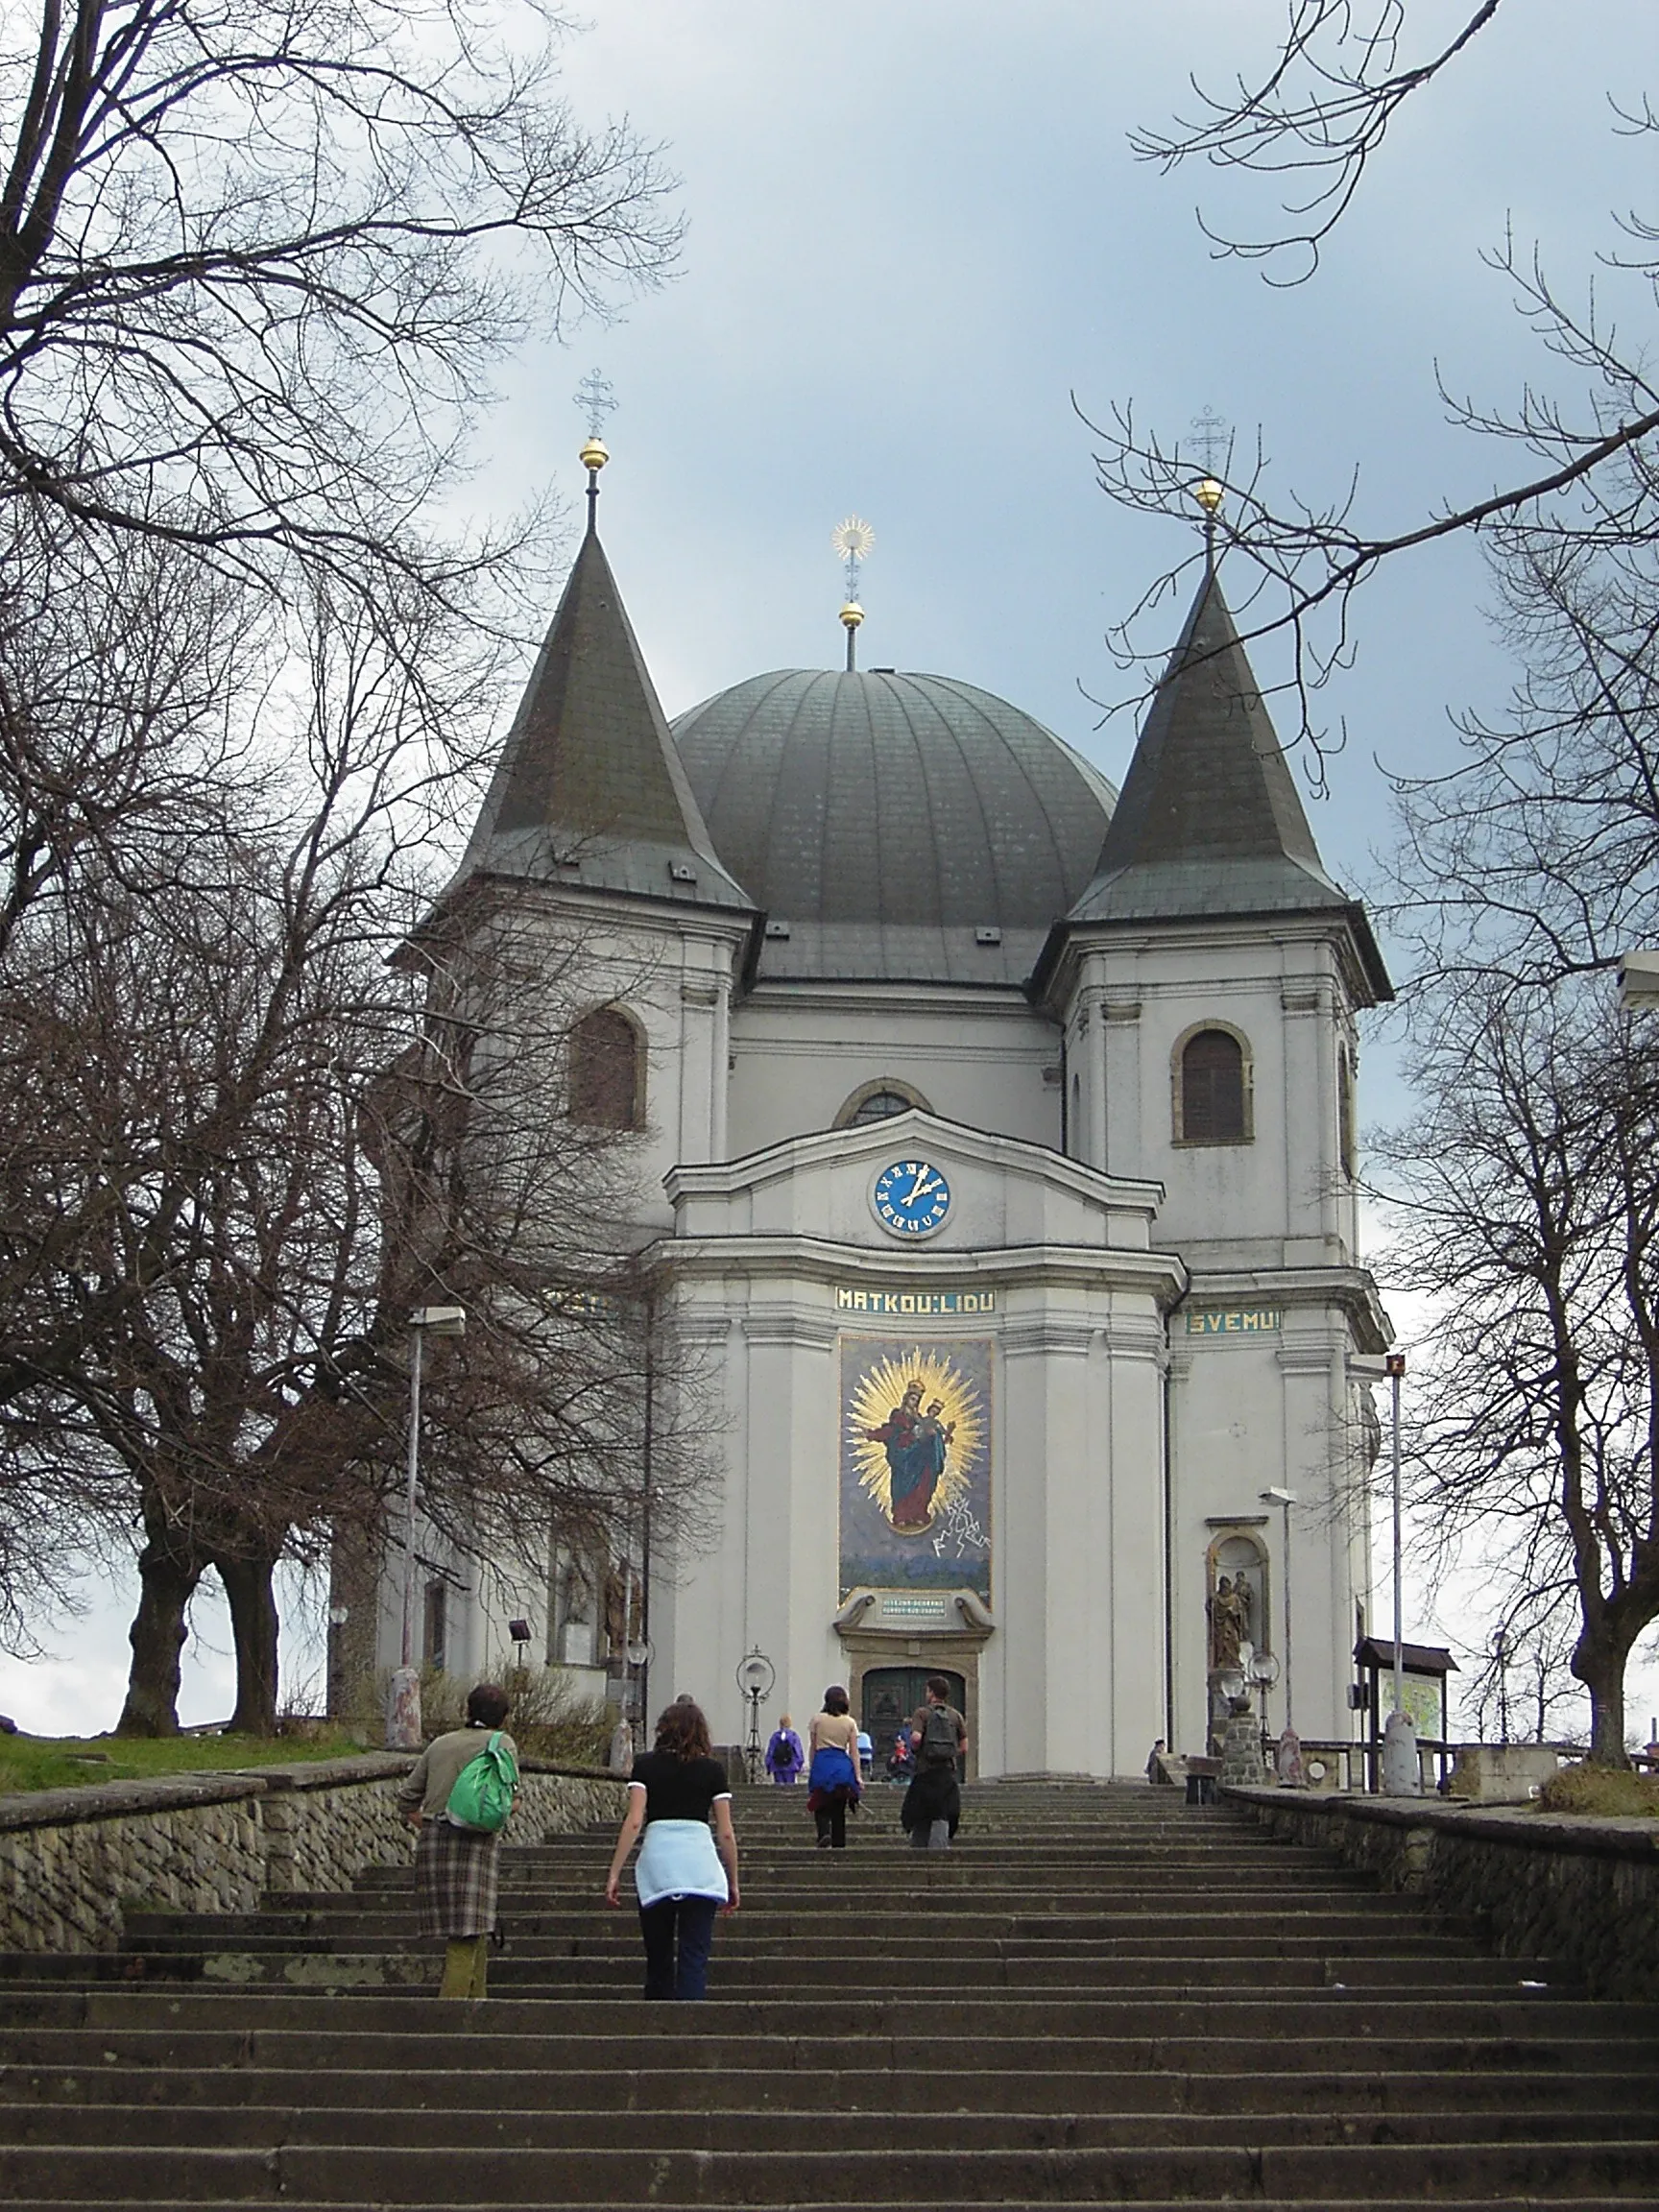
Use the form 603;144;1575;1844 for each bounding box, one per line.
604;1699;740;2000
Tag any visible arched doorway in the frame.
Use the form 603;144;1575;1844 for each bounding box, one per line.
861;1665;966;1766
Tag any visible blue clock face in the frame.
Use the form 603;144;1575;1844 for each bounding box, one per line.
872;1158;952;1238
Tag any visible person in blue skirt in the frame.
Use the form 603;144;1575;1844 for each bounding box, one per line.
805;1685;862;1848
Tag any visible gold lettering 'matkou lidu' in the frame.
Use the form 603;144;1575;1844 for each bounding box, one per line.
835;1287;996;1316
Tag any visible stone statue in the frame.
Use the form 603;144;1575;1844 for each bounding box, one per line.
604;1566;629;1658
1208;1575;1249;1671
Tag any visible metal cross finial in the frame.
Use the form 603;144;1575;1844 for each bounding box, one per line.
831;517;874;670
1190;405;1230;476
575;369;617;440
832;516;875;603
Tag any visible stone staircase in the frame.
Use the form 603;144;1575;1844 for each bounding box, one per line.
1;1777;1656;2207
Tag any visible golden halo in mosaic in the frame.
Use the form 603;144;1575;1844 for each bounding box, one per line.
847;1345;983;1535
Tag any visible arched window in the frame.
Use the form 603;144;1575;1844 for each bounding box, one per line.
833;1078;931;1129
1337;1048;1357;1178
1176;1026;1249;1145
569;1007;643;1129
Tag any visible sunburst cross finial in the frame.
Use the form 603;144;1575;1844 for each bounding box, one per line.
831;517;875;670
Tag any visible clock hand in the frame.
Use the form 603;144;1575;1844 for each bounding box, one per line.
904;1166;938;1206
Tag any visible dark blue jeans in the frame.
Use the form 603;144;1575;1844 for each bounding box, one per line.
638;1894;719;2000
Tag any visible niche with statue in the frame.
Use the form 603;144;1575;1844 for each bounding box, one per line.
1205;1528;1269;1755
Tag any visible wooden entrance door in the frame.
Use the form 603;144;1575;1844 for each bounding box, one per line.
860;1666;966;1764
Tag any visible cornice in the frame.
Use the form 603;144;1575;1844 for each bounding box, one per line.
647;1232;1188;1310
1185;1264;1392;1353
1036;907;1387;1018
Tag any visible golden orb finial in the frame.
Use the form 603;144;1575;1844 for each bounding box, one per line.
1192;476;1224;517
839;600;864;631
580;435;609;472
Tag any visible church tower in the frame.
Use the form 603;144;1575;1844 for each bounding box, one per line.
1038;560;1392;1755
447;443;759;1217
362;446;759;1702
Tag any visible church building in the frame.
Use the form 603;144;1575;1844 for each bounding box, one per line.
369;445;1394;1777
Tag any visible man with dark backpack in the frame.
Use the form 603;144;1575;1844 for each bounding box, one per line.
901;1674;967;1851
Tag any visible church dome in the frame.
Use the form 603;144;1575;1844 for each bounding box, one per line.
672;668;1115;984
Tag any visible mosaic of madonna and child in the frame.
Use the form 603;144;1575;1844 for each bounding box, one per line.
839;1338;992;1599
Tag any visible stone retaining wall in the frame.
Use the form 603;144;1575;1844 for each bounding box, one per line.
0;1756;625;1956
1230;1785;1659;2000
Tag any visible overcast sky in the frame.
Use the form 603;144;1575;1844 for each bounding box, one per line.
7;1;1657;1743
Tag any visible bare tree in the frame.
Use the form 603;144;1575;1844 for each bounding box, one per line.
358;894;718;1657
0;558;479;1717
1368;491;1659;1764
1090;2;1659;757
0;2;689;1719
1375;982;1659;1765
1383;485;1659;988
0;0;680;590
0;721;716;1729
1460;1600;1584;1749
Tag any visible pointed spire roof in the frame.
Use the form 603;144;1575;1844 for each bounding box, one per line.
452;525;753;913
1064;570;1390;998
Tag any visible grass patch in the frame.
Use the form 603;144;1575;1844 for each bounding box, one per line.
1537;1765;1659;1818
0;1727;371;1797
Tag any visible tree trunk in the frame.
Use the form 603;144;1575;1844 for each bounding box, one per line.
217;1550;281;1737
1574;1627;1632;1767
115;1530;203;1737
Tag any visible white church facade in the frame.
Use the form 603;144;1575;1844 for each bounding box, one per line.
361;461;1394;1777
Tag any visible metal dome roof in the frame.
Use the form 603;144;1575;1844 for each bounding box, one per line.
671;669;1116;984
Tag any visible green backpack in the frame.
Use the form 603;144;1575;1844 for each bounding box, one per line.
445;1731;518;1833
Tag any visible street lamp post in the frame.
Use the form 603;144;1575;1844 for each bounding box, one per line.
1380;1349;1420;1795
1385;1352;1406;1722
1250;1647;1281;1765
1261;1486;1298;1737
735;1647;775;1785
385;1304;466;1750
638;1288;655;1731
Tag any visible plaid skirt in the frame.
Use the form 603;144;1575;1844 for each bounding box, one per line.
415;1817;500;1939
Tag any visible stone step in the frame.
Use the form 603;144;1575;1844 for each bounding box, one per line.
3;1987;1638;2039
132;1906;1490;1951
6;2064;1643;2119
2;2102;1653;2153
103;1942;1533;1992
3;2137;1657;2202
296;1884;1438;1917
1;1960;1563;2005
6;2201;1651;2212
52;1951;1558;1998
413;1839;1359;1862
7;2024;1651;2078
510;1824;1307;1844
423;1861;1383;1887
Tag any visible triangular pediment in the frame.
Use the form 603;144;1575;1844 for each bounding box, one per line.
665;1110;1166;1254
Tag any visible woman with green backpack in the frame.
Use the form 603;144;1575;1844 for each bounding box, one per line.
397;1681;520;2000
